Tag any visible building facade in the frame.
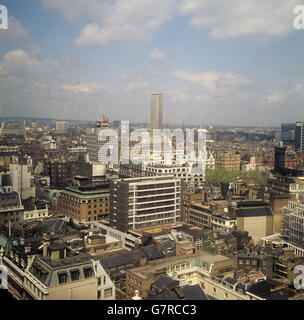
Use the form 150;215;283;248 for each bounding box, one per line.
57;182;110;223
282;201;304;256
295;121;304;153
215;152;241;171
0;186;24;226
110;176;182;232
150;94;163;132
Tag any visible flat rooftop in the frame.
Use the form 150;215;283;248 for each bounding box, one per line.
128;251;231;280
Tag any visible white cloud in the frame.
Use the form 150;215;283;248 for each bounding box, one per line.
75;23;149;46
0;49;58;77
126;81;148;92
41;0;177;46
61;82;107;94
41;0;299;46
265;83;304;103
172;70;251;90
0;16;27;40
178;0;298;40
149;48;167;60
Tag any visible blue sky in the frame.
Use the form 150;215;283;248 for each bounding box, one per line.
0;0;304;126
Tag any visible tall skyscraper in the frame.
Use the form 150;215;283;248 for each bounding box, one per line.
150;94;162;132
295;121;304;153
87;115;118;164
274;146;286;173
281;123;295;145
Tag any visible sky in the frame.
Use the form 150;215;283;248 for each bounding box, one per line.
0;0;304;126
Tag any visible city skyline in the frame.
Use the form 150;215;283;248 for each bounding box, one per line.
0;1;304;126
2;1;304;304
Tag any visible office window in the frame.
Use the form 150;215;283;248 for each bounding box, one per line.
70;270;80;281
58;272;68;284
84;267;93;278
104;288;113;298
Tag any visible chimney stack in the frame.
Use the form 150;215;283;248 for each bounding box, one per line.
42;233;49;257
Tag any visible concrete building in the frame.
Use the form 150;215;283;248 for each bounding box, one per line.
212;213;237;232
86;116;117;164
23;199;49;221
290;178;304;201
35;186;61;209
281;123;296;145
44;160;92;188
0;186;24;226
150;94;162;132
269;192;291;235
282;201;304;256
120;161;205;188
93;222;142;251
55;121;68;134
274;146;286;173
182;188;206;222
23;253;115;300
57;180;110;223
187;203;212;229
10;161;35;200
125;251;235;299
215;152;241;171
110;176;182;232
295;121;304;153
229;201;273;242
144;162;205;187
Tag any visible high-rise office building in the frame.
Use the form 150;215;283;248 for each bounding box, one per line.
274;146;286;173
110;176;182;232
282;201;304;256
150;94;162;132
10;160;35;200
295;121;304;153
281;123;295;145
86;116;118;163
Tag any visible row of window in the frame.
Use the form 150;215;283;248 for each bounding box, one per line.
61;196;109;204
87;215;108;222
25;212;47;219
57;267;93;284
166;262;191;273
